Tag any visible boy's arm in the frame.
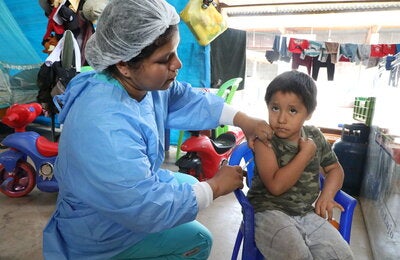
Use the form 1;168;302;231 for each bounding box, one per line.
254;138;316;196
315;162;345;220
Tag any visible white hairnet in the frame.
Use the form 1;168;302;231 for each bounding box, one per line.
85;0;180;71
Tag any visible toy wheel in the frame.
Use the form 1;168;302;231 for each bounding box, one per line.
0;161;36;198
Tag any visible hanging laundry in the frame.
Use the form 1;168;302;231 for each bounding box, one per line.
317;42;329;62
37;30;81;115
382;44;397;56
302;40;323;58
43;35;59;54
279;36;291;62
56;3;80;37
288;38;309;54
42;6;65;46
272;35;400;74
312;55;335;81
389;62;399;87
396;44;400;54
325;42;339;63
39;0;96;66
338;43;358;62
385;56;396;70
357;44;371;65
370;44;397;61
370;44;386;57
265;35;280;63
291;53;312;75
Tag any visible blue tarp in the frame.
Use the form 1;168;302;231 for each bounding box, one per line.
167;0;211;88
1;0;48;67
0;0;48;108
0;0;210;144
1;0;210;88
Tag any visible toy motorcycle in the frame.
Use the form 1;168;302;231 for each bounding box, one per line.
175;129;245;181
0;103;58;198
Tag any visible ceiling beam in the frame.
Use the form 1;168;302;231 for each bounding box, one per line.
220;1;400;16
219;0;400;8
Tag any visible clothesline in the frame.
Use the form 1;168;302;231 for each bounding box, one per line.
266;35;400;81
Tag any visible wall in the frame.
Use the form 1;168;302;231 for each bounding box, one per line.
360;127;400;259
357;54;400;259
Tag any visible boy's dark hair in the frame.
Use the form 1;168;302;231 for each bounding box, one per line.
265;70;317;114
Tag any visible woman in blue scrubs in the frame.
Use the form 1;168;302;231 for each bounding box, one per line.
43;1;273;259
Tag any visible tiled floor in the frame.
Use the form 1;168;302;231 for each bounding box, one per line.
0;143;373;260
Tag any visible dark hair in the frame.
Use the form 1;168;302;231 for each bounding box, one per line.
265;70;317;114
105;24;178;75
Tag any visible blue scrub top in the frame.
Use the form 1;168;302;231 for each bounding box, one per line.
43;71;225;259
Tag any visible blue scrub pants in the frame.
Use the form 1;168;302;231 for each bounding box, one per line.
112;173;213;260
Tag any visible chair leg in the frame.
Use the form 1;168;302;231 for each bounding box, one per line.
175;130;185;160
231;229;244;260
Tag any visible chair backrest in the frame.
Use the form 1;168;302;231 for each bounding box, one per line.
216;77;243;104
175;77;243;160
229;142;254;188
228;142;263;260
228;142;357;259
214;77;243;138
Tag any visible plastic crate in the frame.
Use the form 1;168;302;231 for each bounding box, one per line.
353;97;375;126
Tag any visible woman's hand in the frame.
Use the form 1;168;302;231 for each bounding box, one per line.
206;164;244;199
233;112;273;149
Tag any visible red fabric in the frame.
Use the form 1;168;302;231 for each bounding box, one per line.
288;38;309;54
382;44;396;55
338;55;351;62
370;44;385;58
43;7;65;41
291;53;312;75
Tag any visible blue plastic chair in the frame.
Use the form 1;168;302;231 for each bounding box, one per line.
228;142;358;260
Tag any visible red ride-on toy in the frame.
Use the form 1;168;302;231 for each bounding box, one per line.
0;103;58;198
175;129;245;181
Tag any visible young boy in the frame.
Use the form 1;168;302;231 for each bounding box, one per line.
248;71;354;259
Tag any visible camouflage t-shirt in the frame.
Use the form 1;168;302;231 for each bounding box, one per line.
247;125;338;216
